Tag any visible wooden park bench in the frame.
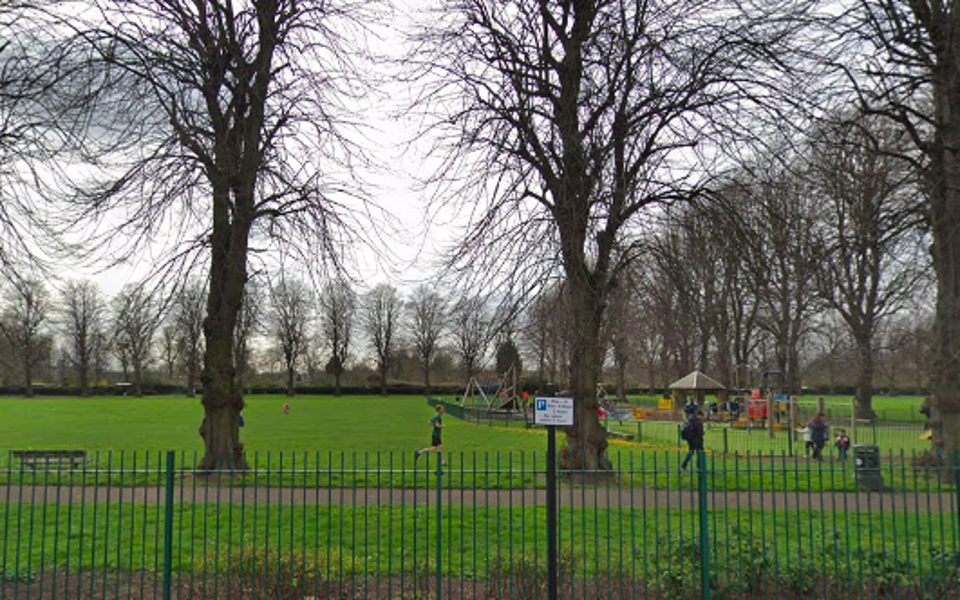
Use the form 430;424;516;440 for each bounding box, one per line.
606;430;635;441
12;450;87;470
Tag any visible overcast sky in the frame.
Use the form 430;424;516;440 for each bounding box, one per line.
39;0;456;301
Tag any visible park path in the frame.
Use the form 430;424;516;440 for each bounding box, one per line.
1;483;956;512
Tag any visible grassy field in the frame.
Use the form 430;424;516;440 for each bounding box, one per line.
0;393;928;452
0;395;548;456
1;501;955;594
0;394;947;492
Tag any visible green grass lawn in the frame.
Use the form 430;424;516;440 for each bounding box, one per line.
0;395;549;456
0;394;949;492
1;501;955;594
0;393;928;453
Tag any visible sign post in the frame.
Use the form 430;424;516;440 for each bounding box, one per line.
535;397;574;600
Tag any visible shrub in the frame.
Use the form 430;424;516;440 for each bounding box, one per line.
207;545;350;600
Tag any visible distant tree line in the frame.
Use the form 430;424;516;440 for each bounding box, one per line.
0;259;932;405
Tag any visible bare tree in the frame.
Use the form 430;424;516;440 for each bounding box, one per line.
412;0;804;467
880;309;933;393
0;9;68;273
159;325;180;381
172;281;206;397
841;0;960;452
697;188;766;390
269;278;312;396
604;272;641;400
649;209;724;377
31;0;380;468
91;328;110;387
807;314;855;394
0;278;51;396
319;280;355;397
451;296;489;383
731;157;825;395
59;280;108;397
112;286;159;398
810;113;927;418
361;283;402;395
521;285;571;389
407;285;446;396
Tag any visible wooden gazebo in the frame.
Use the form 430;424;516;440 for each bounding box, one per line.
668;370;727;416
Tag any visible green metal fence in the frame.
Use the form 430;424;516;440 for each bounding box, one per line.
1;449;958;599
434;398;936;458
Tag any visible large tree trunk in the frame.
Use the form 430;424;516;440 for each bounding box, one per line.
854;333;877;420
560;283;609;470
286;365;295;396
927;62;960;459
928;164;960;457
199;186;252;471
200;307;248;469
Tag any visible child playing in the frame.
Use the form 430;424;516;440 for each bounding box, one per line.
835;429;851;461
415;405;446;464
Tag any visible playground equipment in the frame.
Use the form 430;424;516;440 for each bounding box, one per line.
761;369;785;398
460;363;526;411
731;370;793;436
460;374;499;408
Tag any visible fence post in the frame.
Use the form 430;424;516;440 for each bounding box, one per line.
546;425;558;600
162;450;175;600
697;449;710;600
723;428;728;455
436;454;443;600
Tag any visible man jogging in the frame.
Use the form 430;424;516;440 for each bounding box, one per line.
416;404;446;463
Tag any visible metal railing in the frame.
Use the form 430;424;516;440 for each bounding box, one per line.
0;449;957;599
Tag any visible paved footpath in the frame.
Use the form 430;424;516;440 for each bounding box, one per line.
1;484;956;512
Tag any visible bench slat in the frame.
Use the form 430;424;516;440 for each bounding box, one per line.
12;450;87;469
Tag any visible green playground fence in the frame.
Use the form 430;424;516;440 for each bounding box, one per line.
432;397;935;458
0;449;958;599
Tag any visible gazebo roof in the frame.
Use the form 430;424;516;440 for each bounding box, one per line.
668;370;725;391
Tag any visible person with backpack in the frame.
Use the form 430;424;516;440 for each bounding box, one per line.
807;413;829;461
680;410;705;471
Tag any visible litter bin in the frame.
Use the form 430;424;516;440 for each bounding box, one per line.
853;444;883;491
